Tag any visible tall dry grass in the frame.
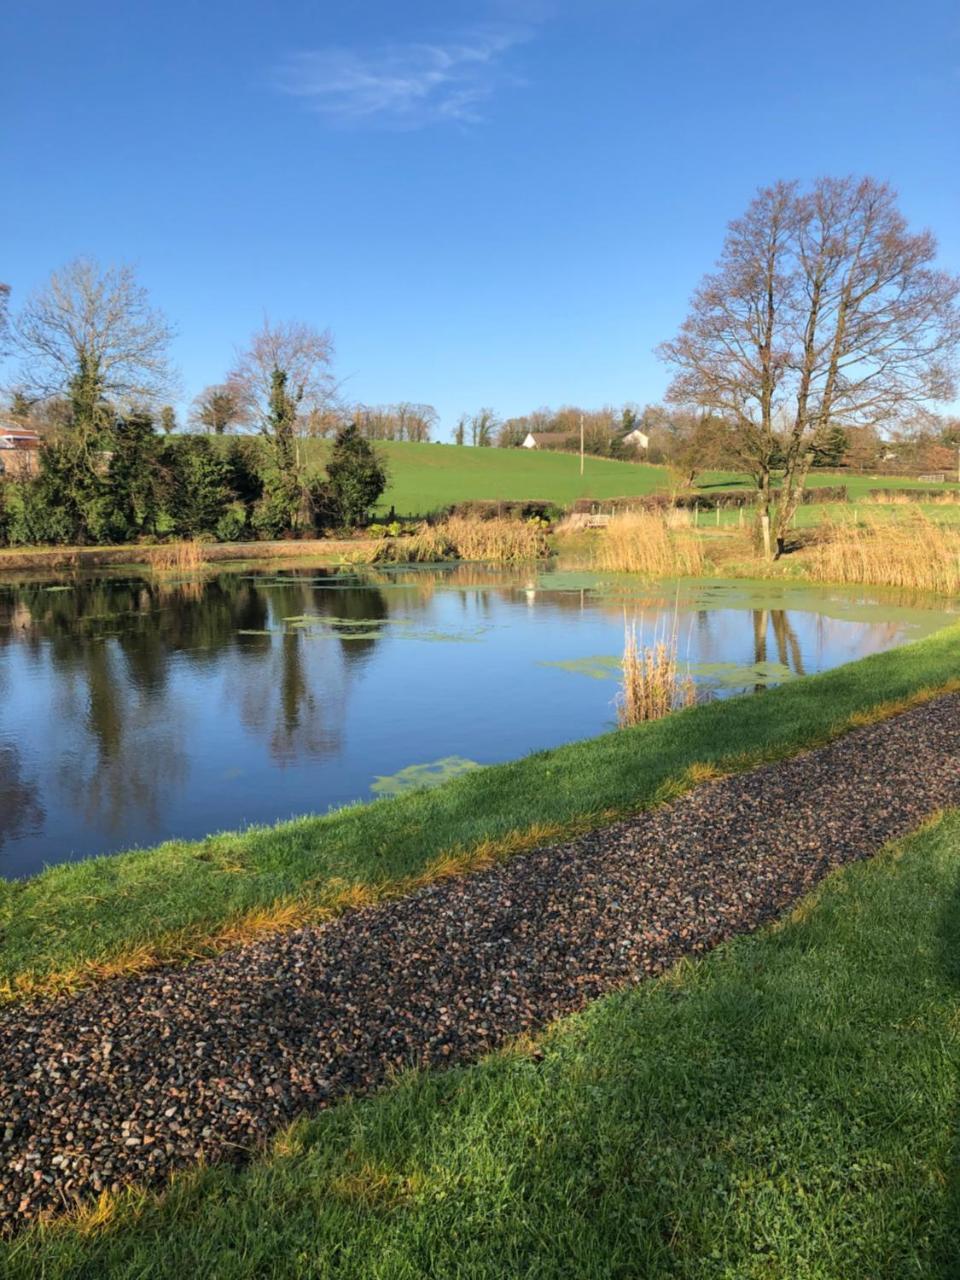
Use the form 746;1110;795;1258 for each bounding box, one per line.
387;517;549;564
870;490;959;505
149;541;208;574
592;511;705;577
811;512;960;593
617;622;697;727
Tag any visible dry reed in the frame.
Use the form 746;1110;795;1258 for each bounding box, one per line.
870;490;959;505
593;511;705;577
810;512;960;593
388;517;548;564
149;541;208;574
617;622;697;727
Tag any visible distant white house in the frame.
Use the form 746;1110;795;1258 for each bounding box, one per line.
622;428;649;450
521;432;573;450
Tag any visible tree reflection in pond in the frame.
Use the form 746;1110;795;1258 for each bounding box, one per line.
0;566;953;877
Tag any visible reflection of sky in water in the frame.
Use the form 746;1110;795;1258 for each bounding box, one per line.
0;566;954;877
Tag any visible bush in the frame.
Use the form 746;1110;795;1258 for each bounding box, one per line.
325;423;388;528
167;436;231;538
445;499;561;522
215;502;249;542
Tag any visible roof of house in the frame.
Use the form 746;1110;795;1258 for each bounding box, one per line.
525;431;576;447
0;429;41;450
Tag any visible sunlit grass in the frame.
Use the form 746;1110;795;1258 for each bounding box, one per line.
8;812;960;1277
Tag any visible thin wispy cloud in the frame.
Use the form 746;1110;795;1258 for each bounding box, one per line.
274;26;531;128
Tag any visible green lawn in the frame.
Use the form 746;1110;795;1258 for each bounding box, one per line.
3;621;959;1001
8;809;960;1278
326;442;958;516
363;442;671;514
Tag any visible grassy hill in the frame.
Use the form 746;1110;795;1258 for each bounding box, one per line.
362;442;670;515
300;440;959;517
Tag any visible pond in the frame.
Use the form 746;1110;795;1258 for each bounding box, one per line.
1;562;955;878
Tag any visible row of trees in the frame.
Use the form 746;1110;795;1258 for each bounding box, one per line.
0;416;387;548
0;260;387;545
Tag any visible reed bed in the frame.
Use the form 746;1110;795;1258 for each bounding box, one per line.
869;490;959;505
386;517;549;564
811;512;960;593
617;622;697;727
148;541;208;574
592;512;705;577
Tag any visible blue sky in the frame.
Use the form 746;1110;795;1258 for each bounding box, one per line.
3;0;959;434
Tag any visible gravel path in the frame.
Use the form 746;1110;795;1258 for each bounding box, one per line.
3;694;960;1230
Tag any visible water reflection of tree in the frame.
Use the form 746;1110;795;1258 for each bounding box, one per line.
0;574;277;841
227;574;386;763
0;745;44;855
751;610;806;672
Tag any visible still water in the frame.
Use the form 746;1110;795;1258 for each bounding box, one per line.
1;563;955;877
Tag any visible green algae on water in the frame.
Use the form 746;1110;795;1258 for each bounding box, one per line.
371;756;481;798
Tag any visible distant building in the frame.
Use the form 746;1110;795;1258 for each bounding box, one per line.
521;431;576;450
621;428;649;450
0;426;42;478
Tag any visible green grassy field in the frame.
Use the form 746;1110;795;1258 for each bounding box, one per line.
8;809;960;1278
305;441;958;516
361;442;671;513
3;621;959;1002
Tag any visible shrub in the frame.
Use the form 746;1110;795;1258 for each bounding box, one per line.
167;436;231;538
215;502;249;543
325;423;388;528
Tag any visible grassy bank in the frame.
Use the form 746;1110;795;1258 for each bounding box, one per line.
0;538;383;573
306;441;960;515
7;810;960;1277
2;622;960;1001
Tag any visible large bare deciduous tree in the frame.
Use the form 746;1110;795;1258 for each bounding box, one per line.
12;258;176;441
228;319;335;436
658;178;960;556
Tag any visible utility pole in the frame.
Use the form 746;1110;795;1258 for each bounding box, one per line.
580;413;585;477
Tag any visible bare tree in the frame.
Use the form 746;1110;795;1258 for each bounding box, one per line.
660;410;728;488
12;258;176;440
659;178;960;556
190;383;244;435
354;402;437;442
470;407;499;447
229;319;335;533
394;402;437;442
228;318;335;435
